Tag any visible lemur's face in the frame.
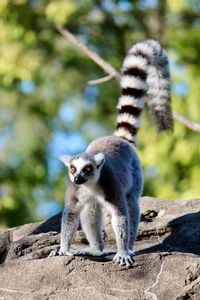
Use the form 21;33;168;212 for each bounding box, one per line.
59;153;105;185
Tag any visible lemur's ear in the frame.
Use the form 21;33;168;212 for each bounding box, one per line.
94;153;105;168
59;155;71;167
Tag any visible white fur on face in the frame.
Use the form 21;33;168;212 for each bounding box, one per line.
71;157;90;174
69;157;102;185
68;157;88;182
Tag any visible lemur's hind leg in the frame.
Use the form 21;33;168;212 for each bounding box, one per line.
127;189;140;254
75;201;104;256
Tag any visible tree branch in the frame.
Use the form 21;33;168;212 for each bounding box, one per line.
57;27;120;82
173;112;200;133
58;27;200;133
87;74;115;85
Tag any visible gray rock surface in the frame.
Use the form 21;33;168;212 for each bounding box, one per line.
0;197;200;300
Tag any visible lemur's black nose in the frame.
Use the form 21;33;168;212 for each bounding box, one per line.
74;174;87;184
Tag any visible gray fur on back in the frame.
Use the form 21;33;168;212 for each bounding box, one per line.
86;135;143;198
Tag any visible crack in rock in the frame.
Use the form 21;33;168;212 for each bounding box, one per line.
144;260;166;300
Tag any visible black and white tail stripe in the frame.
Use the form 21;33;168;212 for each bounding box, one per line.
114;39;173;144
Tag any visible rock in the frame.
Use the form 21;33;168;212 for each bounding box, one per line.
0;230;11;264
0;197;200;300
105;197;200;255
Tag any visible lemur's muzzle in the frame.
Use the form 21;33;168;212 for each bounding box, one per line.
74;174;87;185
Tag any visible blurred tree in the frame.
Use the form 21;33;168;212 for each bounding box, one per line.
0;0;199;228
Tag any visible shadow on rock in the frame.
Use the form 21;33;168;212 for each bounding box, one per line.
137;211;200;256
32;212;62;234
31;209;200;258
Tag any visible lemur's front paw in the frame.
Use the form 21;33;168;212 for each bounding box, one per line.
49;248;73;257
75;247;103;257
113;252;134;267
128;249;135;257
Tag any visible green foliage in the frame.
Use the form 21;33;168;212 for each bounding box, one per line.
0;0;199;228
45;0;77;25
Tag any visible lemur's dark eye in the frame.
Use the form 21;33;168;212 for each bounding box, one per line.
70;165;76;174
83;165;93;173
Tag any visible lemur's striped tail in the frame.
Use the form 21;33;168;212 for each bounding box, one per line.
114;39;173;144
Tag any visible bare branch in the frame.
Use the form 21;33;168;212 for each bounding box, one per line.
57;27;120;82
58;27;200;133
173;112;200;133
87;74;115;85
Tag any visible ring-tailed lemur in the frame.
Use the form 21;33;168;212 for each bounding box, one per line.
49;40;173;267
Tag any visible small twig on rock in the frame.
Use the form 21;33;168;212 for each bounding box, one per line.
144;260;165;300
110;287;136;293
156;228;163;245
0;287;42;296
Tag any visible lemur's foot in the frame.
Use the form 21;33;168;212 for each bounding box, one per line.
75;247;103;257
128;249;135;257
49;248;73;257
113;252;134;267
